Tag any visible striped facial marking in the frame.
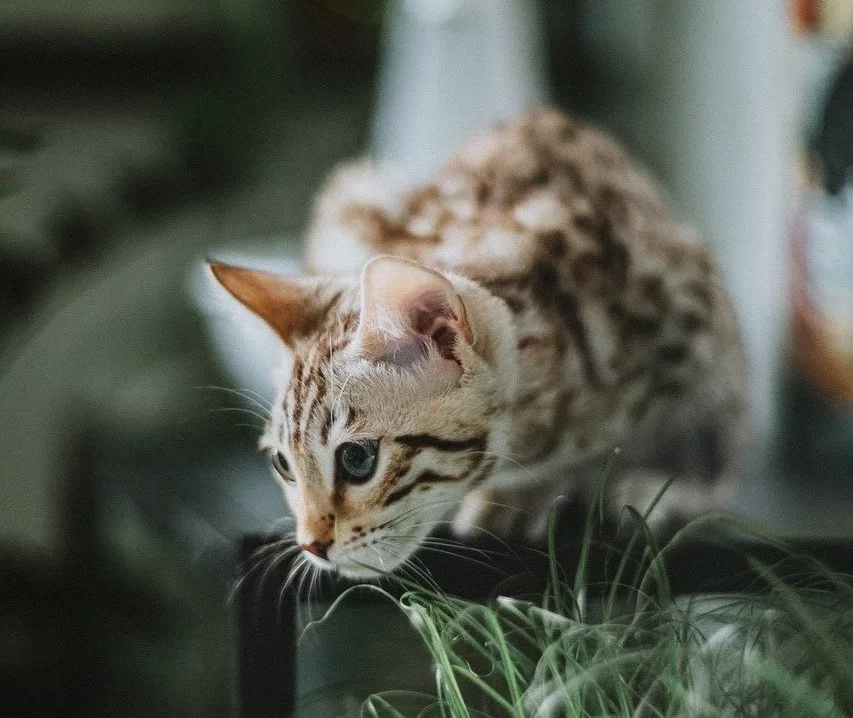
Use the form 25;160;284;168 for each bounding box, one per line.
380;433;488;506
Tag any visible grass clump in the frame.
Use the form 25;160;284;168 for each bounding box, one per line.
320;468;853;717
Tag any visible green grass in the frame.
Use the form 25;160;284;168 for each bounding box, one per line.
314;467;853;718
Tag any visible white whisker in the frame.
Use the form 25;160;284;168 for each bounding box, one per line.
383;536;507;576
379;544;444;595
194;384;272;414
278;555;308;621
256;542;301;607
208;406;270;424
467;449;538;484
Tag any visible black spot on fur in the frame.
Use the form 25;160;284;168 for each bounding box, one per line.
595;220;629;289
686;283;714;309
677;311;706;333
538;230;565;258
621;313;660;338
657;343;690;363
638;275;665;306
504;294;525;314
571;252;603;286
530;259;560;307
573;213;596;234
531;168;550;186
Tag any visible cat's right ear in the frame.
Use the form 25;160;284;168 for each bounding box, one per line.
357;256;473;371
208;262;338;346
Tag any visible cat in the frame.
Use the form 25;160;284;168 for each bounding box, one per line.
210;108;748;578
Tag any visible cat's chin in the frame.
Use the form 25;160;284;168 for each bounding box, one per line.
331;556;407;580
331;542;420;579
334;563;392;580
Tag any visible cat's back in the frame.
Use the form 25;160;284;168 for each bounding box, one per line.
306;108;685;281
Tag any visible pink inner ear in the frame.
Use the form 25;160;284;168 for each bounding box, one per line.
406;284;476;362
409;292;452;334
409;296;461;362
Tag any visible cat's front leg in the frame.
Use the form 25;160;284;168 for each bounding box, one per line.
452;482;572;542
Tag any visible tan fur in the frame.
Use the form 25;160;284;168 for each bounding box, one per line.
212;108;748;577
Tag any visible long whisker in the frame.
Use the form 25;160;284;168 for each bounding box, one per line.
278;555;308;623
228;552;275;607
310;562;324;613
237;385;274;410
390;499;531;531
381;496;531;539
229;538;299;608
417;535;511;560
407;553;448;596
383;536;507;576
395;516;527;563
208;406;271;424
327;335;335;410
240;537;294;574
379;544;444;596
293;560;315;623
367;543;389;571
466;449;541;484
400;555;445;597
303;562;319;623
245;534;296;564
387;491;537;526
194;384;272;413
361;544;415;595
382;497;473;527
256;543;302;609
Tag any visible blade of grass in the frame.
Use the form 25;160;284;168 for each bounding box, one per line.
604;475;676;620
571;448;620;621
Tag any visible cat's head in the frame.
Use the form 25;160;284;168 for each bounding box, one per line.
211;256;516;577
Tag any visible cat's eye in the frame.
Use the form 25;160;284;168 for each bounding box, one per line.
336;441;379;484
271;451;295;483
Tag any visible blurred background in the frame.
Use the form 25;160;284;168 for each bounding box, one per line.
0;0;851;715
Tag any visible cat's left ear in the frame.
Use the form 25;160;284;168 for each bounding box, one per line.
208;261;339;347
358;256;473;368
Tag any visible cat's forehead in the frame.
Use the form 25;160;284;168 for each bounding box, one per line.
274;338;458;440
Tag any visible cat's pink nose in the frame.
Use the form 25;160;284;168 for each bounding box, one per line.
301;540;332;560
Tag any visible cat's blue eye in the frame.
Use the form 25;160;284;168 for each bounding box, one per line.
271;451;294;483
337;441;379;484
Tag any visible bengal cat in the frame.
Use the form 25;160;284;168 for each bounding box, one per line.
210;108;748;578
